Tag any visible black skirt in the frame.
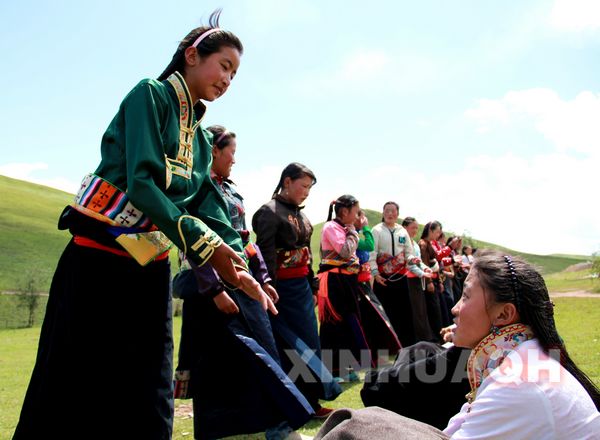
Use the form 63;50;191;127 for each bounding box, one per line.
13;240;174;440
176;287;313;440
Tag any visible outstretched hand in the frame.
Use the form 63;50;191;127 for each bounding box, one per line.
209;243;245;287
213;291;239;314
374;274;387;286
237;271;278;315
209;244;278;315
262;283;279;304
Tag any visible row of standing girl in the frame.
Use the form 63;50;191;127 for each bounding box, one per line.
315;200;471;375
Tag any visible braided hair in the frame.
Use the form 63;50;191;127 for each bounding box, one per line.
473;249;600;409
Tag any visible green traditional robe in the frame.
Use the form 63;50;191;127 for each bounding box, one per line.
91;71;243;264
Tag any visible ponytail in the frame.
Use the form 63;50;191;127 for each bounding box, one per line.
327;200;336;221
158;9;243;81
272;162;316;199
328;195;359;222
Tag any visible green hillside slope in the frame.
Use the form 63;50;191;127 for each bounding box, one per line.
0;176;72;291
0;176;589;292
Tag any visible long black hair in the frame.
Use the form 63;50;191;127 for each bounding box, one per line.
420;220;442;240
327;195;359;221
272;162;316;199
473;250;600;409
158;9;243;81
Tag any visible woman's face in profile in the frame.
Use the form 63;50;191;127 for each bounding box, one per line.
211;139;236;178
451;270;498;348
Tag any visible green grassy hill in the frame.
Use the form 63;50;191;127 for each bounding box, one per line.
0;176;72;291
0;176;590;293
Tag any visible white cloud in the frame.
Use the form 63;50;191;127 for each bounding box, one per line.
0;162;79;194
238;87;600;256
237;0;319;32
550;0;600;31
353;152;600;256
459;88;600;255
293;48;440;98
0;162;48;178
465;88;600;155
236;152;600;256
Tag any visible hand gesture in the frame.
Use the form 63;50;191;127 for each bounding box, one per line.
237;270;278;315
360;214;368;229
213;291;239;314
374;274;387;286
209;243;246;287
440;324;456;343
262;282;279;304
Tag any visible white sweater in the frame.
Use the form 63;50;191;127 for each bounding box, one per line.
368;222;417;276
444;339;600;439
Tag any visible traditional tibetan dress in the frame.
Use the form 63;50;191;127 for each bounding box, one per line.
14;72;239;440
172;175;313;439
252;196;341;411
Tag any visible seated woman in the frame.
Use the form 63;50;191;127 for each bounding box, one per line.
316;250;600;439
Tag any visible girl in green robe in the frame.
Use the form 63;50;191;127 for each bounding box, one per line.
13;10;274;440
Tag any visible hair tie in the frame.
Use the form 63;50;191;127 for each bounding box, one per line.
191;28;221;48
503;255;522;310
215;130;229;145
331;200;338;205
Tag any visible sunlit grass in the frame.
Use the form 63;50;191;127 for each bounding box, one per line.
2;297;598;439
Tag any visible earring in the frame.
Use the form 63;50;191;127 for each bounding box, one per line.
490;324;501;336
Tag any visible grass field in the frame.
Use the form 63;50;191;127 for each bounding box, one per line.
544;269;600;293
1;297;598;439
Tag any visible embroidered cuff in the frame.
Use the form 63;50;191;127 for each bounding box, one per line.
190;229;224;266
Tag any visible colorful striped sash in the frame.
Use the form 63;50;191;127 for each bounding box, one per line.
73;173;152;229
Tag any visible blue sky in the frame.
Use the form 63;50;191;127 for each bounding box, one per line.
1;0;599;255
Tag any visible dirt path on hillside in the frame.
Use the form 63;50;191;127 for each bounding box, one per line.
549;290;599;298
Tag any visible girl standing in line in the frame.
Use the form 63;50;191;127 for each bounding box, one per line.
369;201;419;347
402;217;435;342
252;163;340;419
173;126;313;440
318;196;365;379
354;210;401;368
419;221;448;338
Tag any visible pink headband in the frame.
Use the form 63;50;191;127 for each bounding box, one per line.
216;131;229;144
191;28;221;48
